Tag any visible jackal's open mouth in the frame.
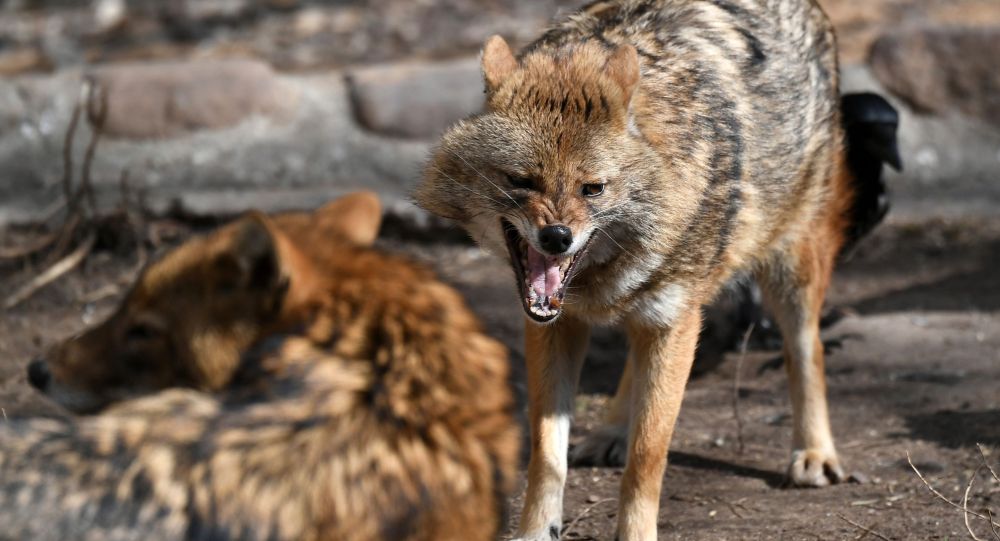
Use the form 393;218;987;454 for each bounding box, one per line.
501;219;588;323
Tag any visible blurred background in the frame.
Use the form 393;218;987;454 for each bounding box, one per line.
0;2;997;539
0;0;998;221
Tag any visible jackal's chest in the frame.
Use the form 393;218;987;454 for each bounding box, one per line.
564;251;696;327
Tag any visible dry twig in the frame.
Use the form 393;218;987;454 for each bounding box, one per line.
988;509;1000;541
2;77;149;309
0;231;60;260
118;170;148;277
979;444;1000;485
78;75;107;217
3;232;95;310
835;513;891;541
561;498;615;539
731;322;755;455
61;80;85;213
906;451;1000;532
964;463;988;541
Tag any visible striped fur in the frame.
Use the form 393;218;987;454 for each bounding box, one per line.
416;1;855;539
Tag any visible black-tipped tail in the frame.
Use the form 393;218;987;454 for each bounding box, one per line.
840;92;902;257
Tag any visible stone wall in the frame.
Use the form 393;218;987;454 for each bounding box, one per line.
1;0;999;227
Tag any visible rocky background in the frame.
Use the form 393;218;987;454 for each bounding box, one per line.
0;0;998;225
1;2;998;540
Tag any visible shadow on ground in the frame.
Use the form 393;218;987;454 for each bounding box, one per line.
903;409;1000;448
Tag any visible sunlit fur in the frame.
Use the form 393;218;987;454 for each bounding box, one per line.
416;1;858;539
4;195;519;540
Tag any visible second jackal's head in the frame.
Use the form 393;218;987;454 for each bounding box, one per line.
27;192;382;413
416;36;654;323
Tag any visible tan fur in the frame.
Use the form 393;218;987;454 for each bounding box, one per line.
415;1;855;539
32;192;382;412
7;193;519;540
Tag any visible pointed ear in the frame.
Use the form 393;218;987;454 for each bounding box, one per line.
217;213;282;292
606;44;640;107
482;35;518;91
314;191;383;247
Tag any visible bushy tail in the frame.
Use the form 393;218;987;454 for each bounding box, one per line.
839;92;902;258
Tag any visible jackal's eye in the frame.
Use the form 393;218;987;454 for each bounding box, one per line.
581;183;606;197
506;174;535;190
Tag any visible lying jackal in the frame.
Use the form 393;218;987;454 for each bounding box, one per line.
5;193;519;541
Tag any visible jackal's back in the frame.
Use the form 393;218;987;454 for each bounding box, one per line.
536;0;842;305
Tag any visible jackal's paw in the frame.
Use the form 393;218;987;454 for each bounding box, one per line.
570;425;628;467
787;448;845;487
511;524;562;541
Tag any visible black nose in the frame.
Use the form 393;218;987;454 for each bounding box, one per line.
27;359;50;391
538;225;573;254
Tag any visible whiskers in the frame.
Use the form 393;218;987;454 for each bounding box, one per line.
593;225;632;257
446;150;522;209
429;165;504;207
590;201;631;220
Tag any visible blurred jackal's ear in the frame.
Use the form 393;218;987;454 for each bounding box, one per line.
314;191;383;247
482;35;518;91
217;212;283;293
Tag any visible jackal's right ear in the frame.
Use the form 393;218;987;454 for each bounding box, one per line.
482;35;518;91
314;191;383;247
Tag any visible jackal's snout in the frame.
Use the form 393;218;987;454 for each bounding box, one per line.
26;358;49;391
538;224;573;255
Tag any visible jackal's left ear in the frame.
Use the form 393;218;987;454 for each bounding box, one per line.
219;213;283;293
482;35;518;91
606;44;640;108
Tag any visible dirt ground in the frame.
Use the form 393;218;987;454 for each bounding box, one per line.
1;213;998;540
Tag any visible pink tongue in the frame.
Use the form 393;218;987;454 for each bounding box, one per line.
526;244;563;298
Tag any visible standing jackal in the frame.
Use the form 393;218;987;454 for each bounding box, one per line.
3;194;519;541
416;0;857;538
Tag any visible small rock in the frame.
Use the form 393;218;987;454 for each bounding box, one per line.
847;472;869;485
586;494;600;504
160;0;254;39
293;8;328;38
346;57;484;139
0;48;51;77
163;0;252;23
266;0;300;10
89;59;299;139
93;0;128;35
870;26;1000;127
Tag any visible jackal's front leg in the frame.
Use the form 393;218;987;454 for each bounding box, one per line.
616;308;701;541
516;316;590;541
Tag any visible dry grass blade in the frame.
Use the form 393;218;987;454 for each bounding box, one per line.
979;444;1000;485
61;80;86;213
987;509;1000;541
79;76;107;217
0;231;59;260
3;232;95;310
561;498;615;539
906;451;1000;530
965;464;988;541
118;170;149;278
731;322;755;455
835;513;891;541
